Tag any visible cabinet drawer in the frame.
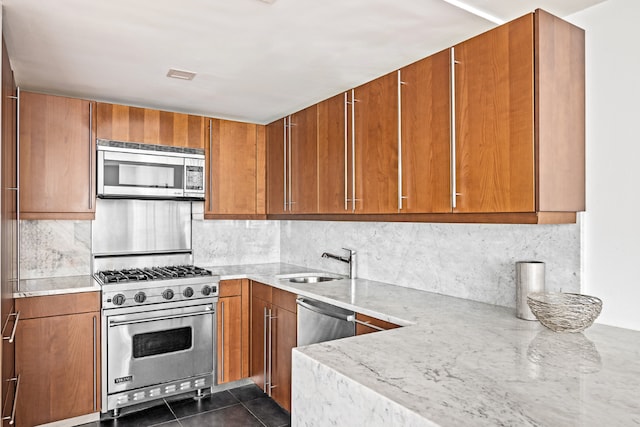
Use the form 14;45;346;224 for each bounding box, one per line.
252;281;272;302
219;279;243;297
272;288;297;313
16;292;100;319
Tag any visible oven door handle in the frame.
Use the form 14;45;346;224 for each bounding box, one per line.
108;309;214;327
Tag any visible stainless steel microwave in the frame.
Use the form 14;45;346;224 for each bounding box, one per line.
97;139;205;200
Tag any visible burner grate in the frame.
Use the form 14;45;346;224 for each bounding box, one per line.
97;265;212;284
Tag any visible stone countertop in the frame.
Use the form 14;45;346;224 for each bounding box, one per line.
15;275;101;298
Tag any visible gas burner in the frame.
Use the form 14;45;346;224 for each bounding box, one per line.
96;265;212;284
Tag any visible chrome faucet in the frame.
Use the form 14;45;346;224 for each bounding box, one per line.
321;248;357;279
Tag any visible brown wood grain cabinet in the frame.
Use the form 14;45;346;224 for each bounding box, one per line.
19;92;96;220
266;105;318;214
205;119;266;217
317;93;348;213
399;49;452;213
249;282;296;411
217;279;250;384
14;292;101;427
96;103;205;149
355;313;401;336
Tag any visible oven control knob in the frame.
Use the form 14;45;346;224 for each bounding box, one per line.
162;289;174;300
201;285;212;296
112;294;126;306
134;292;147;303
183;287;194;298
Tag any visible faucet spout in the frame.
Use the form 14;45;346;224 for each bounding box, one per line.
321;248;357;279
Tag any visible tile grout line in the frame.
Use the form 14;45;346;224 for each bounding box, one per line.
162;397;184;427
239;400;269;427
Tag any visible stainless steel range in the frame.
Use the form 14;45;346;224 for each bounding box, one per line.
92;199;218;417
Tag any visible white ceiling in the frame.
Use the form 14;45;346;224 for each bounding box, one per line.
2;0;605;124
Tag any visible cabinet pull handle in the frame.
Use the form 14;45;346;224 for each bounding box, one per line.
2;312;20;344
450;47;461;209
209;119;213;212
344;92;349;211
2;375;20;425
347;315;387;332
288;115;293;211
263;306;268;391
268;308;276;394
282;117;287;212
88;102;93;210
220;300;225;383
351;89;357;212
93;315;97;411
397;70;408;210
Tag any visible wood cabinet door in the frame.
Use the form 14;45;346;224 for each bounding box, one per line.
353;72;399;213
19;92;96;219
250;296;270;391
15;311;99;426
317;93;348;214
217;295;243;384
400;50;452;213
96;103;205;149
271;306;297;412
206;119;259;215
266;119;287;214
453;14;535;213
289;105;318;213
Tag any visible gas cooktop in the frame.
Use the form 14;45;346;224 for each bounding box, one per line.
96;265;212;284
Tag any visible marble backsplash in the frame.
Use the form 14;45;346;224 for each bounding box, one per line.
280;220;581;308
20;220;92;279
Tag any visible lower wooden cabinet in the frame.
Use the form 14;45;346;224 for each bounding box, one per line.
355;313;401;335
15;292;100;427
217;279;250;384
249;281;297;411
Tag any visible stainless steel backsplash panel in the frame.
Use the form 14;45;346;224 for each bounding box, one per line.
92;199;191;255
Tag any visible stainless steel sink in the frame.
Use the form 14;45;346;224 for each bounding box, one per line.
288;276;338;284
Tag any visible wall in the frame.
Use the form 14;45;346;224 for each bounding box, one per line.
568;0;640;331
281;220;581;308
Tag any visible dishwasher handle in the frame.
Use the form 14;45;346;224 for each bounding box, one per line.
296;298;350;322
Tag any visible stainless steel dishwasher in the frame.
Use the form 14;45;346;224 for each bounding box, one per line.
296;297;355;346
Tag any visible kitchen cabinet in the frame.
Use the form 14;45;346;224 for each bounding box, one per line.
250;281;297;411
354;313;401;335
316;72;398;215
19;91;96;220
205;119;266;218
15;292;100;426
1;37;18;426
266;105;318;214
96;102;205;149
217;279;250;384
399;49;452;213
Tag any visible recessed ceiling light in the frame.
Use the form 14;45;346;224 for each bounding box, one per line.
441;0;504;25
166;69;197;81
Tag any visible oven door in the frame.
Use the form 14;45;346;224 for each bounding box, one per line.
106;302;215;394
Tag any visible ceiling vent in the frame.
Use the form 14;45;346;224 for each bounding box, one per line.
166;69;197;80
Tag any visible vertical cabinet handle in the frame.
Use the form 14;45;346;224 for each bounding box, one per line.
88;102;93;210
343;92;349;211
263;306;268;391
2;312;20;344
220;301;225;383
268;309;277;393
397;70;406;211
16;88;21;293
208;120;213;212
287;116;293;211
2;375;20;425
93;315;97;411
351;89;357;213
450;47;460;209
282;117;287;212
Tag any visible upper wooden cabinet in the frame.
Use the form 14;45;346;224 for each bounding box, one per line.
399;50;452;213
205;118;266;217
453;13;536;213
317;93;347;214
19;91;96;220
266;105;318;214
96;103;205;149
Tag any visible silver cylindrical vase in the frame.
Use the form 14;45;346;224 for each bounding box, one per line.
516;261;545;320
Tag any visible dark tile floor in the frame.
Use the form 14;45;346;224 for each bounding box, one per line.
78;384;290;427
